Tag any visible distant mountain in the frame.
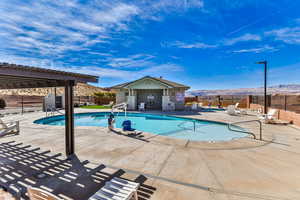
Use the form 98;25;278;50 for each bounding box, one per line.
0;83;106;96
187;84;300;96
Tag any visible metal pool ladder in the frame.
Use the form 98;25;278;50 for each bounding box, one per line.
227;120;262;140
178;121;197;132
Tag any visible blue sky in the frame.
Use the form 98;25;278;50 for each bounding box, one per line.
0;0;300;90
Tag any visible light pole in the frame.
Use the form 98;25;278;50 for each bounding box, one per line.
256;61;268;114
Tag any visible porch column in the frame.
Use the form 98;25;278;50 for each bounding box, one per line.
162;88;174;111
127;88;136;110
65;80;75;157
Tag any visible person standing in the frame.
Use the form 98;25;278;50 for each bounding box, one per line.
108;114;115;131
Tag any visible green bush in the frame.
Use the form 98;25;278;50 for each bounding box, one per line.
94;92;116;98
93;92;116;105
0;98;6;109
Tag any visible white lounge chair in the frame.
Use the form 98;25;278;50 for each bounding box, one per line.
259;108;278;123
0;118;19;137
234;102;247;114
89;177;140;200
226;105;239;115
234;102;239;109
138;103;145;111
28;187;60;200
28;177;140;200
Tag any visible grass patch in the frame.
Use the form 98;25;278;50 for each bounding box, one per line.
80;105;111;109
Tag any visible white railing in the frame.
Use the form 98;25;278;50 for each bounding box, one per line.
111;102;127;117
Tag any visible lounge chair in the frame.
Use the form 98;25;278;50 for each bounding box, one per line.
27;177;139;200
0;118;19;137
105;101;115;107
89;177;140;200
259;108;278;123
235;102;247;114
234;102;239;109
28;187;60;200
138;103;145;111
226;105;239;115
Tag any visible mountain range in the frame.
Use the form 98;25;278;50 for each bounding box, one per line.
187;84;300;96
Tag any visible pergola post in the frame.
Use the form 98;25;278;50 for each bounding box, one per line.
65;80;75;156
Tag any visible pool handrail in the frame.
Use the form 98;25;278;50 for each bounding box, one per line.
227;120;262;140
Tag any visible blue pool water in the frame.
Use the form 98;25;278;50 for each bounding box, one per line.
34;112;247;141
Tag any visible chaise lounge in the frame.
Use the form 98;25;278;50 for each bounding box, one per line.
28;177;140;200
258;108;278;123
0;118;19;137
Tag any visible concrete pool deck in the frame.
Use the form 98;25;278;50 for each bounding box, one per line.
1;108;300;199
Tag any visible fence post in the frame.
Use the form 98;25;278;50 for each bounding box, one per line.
21;96;24;115
284;95;287;111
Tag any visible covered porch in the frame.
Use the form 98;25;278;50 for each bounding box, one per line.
111;76;190;111
127;88;172;111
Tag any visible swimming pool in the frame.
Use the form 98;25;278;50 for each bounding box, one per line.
34;112;248;141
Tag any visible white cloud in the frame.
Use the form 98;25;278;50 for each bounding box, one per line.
74;63;184;80
166;33;261;50
232;45;279;53
224;33;261;45
138;0;204;21
0;52;183;81
167;41;218;49
107;54;155;68
154;0;204;10
265;27;300;44
0;0;140;57
93;3;139;24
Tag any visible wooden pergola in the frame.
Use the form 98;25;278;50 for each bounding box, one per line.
0;63;98;156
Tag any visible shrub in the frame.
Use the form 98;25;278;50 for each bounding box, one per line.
94;92;116;105
0;98;6;109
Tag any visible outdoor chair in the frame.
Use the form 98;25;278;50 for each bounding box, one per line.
234;102;240;109
28;187;60;200
226;105;240;115
138;103;145;111
234;102;247;114
27;177;139;200
89;177;139;200
259;108;278;123
122;120;135;131
105;101;115;107
0;118;20;137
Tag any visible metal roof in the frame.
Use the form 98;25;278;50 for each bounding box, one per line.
0;63;98;89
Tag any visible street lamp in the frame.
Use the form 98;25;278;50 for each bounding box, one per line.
256;61;268;114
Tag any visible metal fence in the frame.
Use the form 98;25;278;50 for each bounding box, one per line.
186;95;248;108
250;95;300;113
0;95;96;114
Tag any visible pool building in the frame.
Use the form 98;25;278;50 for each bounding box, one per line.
111;76;190;111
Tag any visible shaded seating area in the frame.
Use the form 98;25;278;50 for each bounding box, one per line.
0;142;156;200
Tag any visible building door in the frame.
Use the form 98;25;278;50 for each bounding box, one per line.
137;89;163;110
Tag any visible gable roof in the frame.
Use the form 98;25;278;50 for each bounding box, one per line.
110;76;190;89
